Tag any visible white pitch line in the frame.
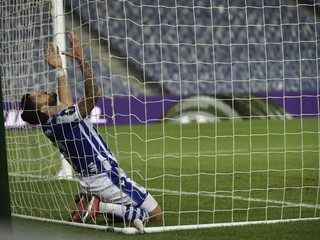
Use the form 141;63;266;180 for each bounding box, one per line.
10;174;319;210
148;188;320;210
118;144;319;160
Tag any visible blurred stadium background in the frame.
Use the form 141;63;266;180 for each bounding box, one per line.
1;0;319;100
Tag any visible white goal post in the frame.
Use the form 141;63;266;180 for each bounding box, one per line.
51;0;73;179
1;0;320;234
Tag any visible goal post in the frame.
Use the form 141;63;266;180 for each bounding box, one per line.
51;0;74;179
1;0;320;234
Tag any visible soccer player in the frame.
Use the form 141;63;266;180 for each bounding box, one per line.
20;32;162;232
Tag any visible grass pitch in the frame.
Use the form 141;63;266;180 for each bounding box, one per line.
6;118;320;239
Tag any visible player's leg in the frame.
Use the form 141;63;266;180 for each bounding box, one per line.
94;174;161;221
99;202;149;222
78;172;162;225
148;204;162;221
98;192;161;222
139;192;162;221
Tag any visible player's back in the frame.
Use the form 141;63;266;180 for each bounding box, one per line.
42;105;118;175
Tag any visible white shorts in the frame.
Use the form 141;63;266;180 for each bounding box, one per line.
78;171;158;213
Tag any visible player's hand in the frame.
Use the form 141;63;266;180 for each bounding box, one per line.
44;43;63;69
62;32;85;64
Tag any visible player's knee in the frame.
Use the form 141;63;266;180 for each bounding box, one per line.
152;212;162;221
149;205;162;221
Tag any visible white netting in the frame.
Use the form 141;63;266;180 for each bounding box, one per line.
1;0;320;233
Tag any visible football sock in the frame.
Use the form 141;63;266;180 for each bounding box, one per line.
99;202;149;223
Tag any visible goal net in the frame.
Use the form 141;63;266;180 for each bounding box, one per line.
1;0;320;233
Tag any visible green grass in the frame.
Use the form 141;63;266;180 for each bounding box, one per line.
5;118;320;239
11;217;320;240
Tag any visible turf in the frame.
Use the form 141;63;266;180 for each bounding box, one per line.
5;118;320;239
10;217;320;240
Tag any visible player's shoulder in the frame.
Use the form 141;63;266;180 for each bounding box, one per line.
53;105;80;123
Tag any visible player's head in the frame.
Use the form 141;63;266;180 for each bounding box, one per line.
20;91;58;124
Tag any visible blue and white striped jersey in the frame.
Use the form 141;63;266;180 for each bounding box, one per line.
42;105;118;176
42;104;150;207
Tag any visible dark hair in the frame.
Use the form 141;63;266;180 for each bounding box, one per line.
20;93;48;125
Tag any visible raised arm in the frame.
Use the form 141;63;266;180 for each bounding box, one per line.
44;43;73;109
63;32;101;118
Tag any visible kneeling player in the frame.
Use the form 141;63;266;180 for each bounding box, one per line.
20;32;162;233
